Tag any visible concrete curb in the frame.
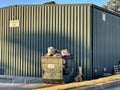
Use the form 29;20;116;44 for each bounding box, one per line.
70;79;120;90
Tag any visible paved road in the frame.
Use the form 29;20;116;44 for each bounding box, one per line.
106;86;120;90
0;75;45;90
0;75;119;90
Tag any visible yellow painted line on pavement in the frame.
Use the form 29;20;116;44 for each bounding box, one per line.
34;74;120;90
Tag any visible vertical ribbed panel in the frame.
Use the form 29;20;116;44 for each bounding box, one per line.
0;4;92;79
0;9;2;71
93;7;120;78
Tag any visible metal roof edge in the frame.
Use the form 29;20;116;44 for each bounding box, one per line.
0;3;93;9
0;3;120;17
92;4;120;17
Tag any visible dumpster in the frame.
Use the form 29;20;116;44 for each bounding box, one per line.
41;56;74;83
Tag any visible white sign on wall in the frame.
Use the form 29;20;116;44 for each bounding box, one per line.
10;20;19;27
102;13;106;21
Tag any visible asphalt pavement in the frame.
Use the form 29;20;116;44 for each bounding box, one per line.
0;75;46;90
106;86;120;90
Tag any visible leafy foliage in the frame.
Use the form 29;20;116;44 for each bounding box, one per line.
103;0;120;14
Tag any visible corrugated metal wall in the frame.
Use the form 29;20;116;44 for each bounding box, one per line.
93;7;120;78
0;4;92;79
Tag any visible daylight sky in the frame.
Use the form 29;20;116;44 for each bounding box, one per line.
0;0;108;8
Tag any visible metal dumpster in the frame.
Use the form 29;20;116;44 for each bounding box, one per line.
41;56;74;83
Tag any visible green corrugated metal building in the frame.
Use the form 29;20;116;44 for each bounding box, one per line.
0;4;120;79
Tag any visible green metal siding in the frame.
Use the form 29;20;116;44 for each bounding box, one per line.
93;7;120;78
0;5;92;79
0;10;1;53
